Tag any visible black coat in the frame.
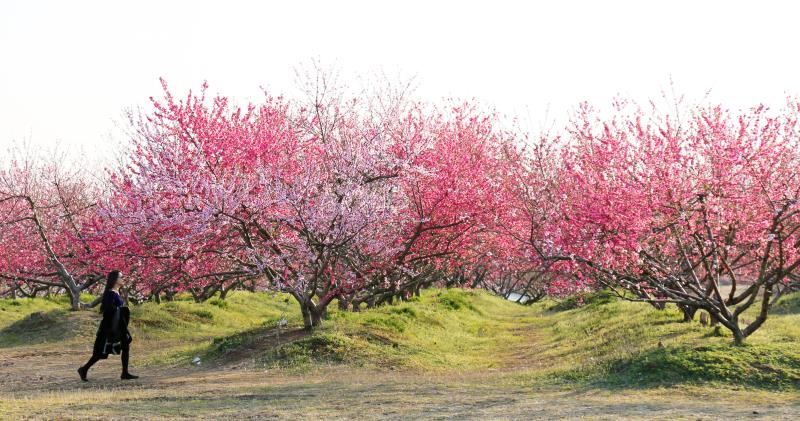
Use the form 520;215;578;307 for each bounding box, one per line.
92;291;132;359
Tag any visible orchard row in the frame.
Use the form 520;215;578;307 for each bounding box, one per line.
2;75;799;341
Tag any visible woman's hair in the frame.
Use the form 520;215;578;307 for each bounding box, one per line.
100;270;121;312
105;270;121;292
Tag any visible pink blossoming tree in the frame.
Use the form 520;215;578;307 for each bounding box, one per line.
541;99;800;343
0;152;106;310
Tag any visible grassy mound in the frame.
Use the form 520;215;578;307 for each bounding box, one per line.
210;289;533;370
605;344;800;388
129;292;298;339
0;295;97;347
525;291;800;390
0;291;300;361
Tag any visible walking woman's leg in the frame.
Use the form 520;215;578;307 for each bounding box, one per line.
121;343;129;374
84;355;101;369
78;356;101;381
120;342;138;379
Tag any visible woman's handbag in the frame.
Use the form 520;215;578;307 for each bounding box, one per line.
104;307;123;355
103;339;123;355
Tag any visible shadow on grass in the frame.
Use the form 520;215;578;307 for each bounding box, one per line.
201;324;310;364
547;291;617;312
0;309;96;348
772;293;800;315
158;322;402;371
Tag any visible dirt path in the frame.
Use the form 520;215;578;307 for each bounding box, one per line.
2;363;799;420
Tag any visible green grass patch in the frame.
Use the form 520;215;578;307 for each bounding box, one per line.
262;332;362;368
129;291;299;365
0;294;97;347
0;291;299;364
601;343;800;389
248;288;532;371
772;292;800;315
521;291;800;390
129;291;297;340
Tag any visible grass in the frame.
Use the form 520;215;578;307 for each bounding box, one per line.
0;294;88;347
1;288;799;389
520;290;800;389
129;291;302;365
190;288;800;389
131;292;299;339
0;291;301;364
2;288;800;419
204;288;536;371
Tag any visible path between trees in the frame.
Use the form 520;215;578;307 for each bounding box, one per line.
2;312;799;420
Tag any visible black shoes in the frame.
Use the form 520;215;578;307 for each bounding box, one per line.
77;366;88;381
78;366;139;381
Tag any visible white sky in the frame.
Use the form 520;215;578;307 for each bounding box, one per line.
2;0;799;165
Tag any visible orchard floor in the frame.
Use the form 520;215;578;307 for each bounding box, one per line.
1;334;798;419
1;290;799;420
2;364;799;420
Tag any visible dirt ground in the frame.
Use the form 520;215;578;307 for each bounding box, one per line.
1;339;799;420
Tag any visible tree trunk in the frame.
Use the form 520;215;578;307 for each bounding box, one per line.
732;328;745;345
299;299;325;330
709;312;720;327
680;305;698;322
301;307;313;330
67;284;82;311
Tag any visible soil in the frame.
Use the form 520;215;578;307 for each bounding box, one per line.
1;332;799;420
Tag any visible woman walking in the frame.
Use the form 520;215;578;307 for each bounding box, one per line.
77;270;138;381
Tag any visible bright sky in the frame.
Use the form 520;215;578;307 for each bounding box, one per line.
2;0;799;165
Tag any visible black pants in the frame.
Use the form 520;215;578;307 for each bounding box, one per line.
83;342;130;374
